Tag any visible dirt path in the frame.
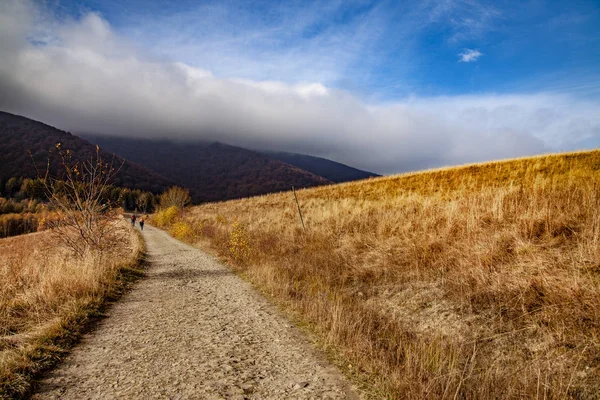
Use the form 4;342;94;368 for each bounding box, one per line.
32;224;359;399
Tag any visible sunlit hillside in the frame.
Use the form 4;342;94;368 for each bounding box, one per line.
158;150;600;399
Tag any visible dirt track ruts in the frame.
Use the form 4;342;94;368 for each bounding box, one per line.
31;224;359;399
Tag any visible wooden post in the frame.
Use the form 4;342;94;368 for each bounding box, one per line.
292;186;305;231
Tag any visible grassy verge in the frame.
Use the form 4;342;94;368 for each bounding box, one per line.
0;219;146;399
154;150;600;399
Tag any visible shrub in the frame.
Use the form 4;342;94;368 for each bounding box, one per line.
169;221;194;241
40;144;124;256
159;186;191;209
153;206;180;228
228;221;252;263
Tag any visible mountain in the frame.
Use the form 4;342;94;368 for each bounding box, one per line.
82;135;332;203
262;151;379;183
0;111;174;193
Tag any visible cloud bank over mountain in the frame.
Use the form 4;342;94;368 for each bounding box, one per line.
0;1;598;174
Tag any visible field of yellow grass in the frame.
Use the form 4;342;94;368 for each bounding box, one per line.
159;150;600;399
0;218;143;399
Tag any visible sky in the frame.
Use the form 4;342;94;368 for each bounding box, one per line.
0;0;599;174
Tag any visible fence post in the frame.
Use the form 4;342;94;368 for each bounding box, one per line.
292;186;305;231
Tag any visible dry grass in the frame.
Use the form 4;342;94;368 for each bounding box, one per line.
0;218;144;399
162;150;600;399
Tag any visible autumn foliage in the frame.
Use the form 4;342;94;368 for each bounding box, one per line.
159;186;191;209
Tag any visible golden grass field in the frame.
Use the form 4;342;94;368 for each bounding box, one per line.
156;150;600;399
0;219;143;399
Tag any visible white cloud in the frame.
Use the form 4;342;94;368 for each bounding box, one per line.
458;48;483;62
132;1;388;85
0;1;598;175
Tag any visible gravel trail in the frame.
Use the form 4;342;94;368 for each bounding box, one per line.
32;224;359;399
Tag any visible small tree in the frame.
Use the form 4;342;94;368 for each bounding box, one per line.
159;186;191;209
21;178;45;200
135;191;154;213
5;177;19;197
38;144;123;256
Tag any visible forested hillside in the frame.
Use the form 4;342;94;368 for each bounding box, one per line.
84;135;332;203
0;112;174;194
262;151;379;183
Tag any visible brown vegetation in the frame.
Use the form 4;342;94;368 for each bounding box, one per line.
41;144;126;256
160;150;600;398
0;220;143;399
0;212;64;239
159;186;191;209
0;214;39;238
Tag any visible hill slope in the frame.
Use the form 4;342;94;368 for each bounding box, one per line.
261;151;379;183
83;135;331;203
159;150;600;398
0;112;174;193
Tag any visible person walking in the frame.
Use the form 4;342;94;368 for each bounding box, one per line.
139;217;145;231
131;214;136;227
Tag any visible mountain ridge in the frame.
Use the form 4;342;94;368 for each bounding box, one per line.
261;150;379;183
81;135;333;203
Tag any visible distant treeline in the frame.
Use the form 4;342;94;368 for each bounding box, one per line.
0;213;40;238
0;176;159;215
0;176;160;239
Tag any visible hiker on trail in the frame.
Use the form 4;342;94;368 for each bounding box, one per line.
131;214;136;227
139;217;145;231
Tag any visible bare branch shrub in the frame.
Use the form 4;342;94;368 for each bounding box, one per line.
159;186;191;209
39;144;124;256
135;191;153;213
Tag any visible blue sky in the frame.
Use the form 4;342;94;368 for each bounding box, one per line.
1;0;599;173
52;0;600;100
